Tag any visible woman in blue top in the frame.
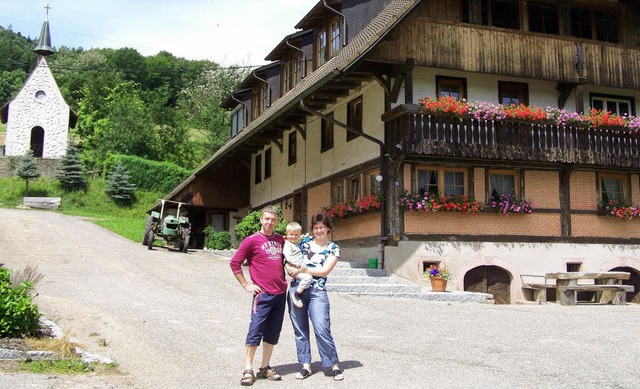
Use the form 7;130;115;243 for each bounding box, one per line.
287;213;343;381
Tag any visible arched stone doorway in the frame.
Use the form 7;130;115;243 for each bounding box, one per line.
464;266;511;304
30;126;44;157
610;266;640;303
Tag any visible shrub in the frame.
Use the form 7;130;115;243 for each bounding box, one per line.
56;143;87;192
16;152;40;196
105;161;136;204
204;227;232;249
233;206;288;242
0;268;40;338
103;154;192;194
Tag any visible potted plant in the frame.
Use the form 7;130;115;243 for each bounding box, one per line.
425;264;450;292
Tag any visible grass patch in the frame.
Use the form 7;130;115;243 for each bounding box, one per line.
0;176;163;242
18;359;114;374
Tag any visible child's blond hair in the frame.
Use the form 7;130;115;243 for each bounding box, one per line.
286;221;302;233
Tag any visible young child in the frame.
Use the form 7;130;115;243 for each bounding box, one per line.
283;222;314;308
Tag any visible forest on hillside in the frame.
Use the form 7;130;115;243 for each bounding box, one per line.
0;25;249;171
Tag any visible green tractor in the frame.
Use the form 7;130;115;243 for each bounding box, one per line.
143;200;191;253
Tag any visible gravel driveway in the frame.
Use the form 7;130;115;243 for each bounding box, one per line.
0;208;639;389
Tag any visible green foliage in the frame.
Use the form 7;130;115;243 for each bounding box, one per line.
233;206;288;242
0;268;40;338
103;154;192;194
0;26;37;73
16;152;40;196
104;162;136;204
20;359;103;374
204;227;232;249
0;69;27;106
56;143;87;191
0;26;247;172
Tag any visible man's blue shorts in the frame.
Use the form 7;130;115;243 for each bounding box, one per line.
246;292;286;346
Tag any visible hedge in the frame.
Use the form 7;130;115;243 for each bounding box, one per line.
103;154;192;194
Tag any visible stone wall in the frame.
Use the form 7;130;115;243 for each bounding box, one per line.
0;156;61;178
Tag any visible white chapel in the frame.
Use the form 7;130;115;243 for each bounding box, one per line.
0;10;76;159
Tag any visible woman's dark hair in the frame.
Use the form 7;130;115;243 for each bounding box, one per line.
310;213;333;231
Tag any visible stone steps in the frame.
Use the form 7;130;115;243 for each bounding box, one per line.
328;261;493;303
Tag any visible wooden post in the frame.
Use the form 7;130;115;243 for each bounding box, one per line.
559;167;572;237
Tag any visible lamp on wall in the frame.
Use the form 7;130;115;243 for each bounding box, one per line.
283;199;292;210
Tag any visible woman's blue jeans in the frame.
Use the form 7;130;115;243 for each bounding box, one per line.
288;284;339;368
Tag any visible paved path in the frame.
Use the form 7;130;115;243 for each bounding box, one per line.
0;208;639;389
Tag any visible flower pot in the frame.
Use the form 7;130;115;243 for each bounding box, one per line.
430;276;447;292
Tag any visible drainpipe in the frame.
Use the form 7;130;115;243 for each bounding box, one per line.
299;100;387;269
285;39;307;79
253;72;271;107
322;0;347;46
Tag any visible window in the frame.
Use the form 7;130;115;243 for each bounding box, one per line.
282;52;304;93
348;176;361;202
254;154;262;184
230;106;245;138
590;94;635;117
528;1;559;35
594;10;618;43
293;52;303;85
321;113;334;152
316;28;327;67
329;17;341;57
260;84;269;112
566;262;583;272
288;131;297;165
571;6;619;43
436;76;467;100
282;61;292;94
365;170;381;196
599;173;626;205
264;148;271;179
499;81;529;106
487;0;519;30
332;181;344;204
416;167;467;197
488;170;519;201
347;96;362;142
252;87;261;119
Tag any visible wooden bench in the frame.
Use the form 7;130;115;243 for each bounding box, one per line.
545;272;634;306
520;274;556;303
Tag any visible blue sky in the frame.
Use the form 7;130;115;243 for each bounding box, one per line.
0;0;319;65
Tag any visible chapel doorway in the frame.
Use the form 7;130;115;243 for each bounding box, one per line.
30;126;45;157
464;265;512;304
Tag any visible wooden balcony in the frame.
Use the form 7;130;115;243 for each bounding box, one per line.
383;105;640;169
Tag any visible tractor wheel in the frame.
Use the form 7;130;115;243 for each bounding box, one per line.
147;231;154;250
182;229;190;253
142;216;153;245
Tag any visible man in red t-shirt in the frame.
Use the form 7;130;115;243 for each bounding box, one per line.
230;205;286;386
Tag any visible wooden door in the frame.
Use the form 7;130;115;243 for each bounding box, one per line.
610;266;640;303
464;266;511;304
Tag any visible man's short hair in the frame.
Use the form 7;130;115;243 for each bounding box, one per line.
261;205;280;218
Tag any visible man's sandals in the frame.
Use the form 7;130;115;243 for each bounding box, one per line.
240;369;255;386
257;365;282;381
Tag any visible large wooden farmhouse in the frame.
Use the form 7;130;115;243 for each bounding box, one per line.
167;0;640;304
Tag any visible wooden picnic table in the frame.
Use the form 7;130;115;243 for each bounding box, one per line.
545;272;633;306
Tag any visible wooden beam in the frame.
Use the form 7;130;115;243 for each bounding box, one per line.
293;123;306;141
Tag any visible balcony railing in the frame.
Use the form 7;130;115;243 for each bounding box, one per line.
383;105;640;168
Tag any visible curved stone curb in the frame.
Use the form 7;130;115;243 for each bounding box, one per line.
0;317;113;364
